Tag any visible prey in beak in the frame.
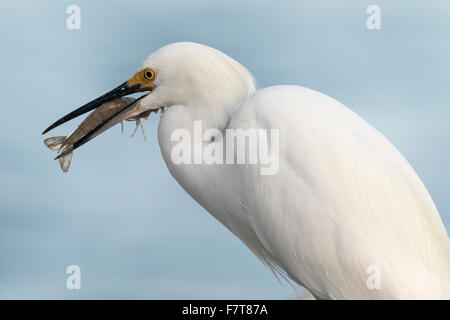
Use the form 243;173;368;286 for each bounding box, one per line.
42;68;159;172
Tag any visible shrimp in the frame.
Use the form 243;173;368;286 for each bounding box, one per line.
125;109;152;140
44;97;155;172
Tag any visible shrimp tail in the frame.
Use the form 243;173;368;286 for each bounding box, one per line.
44;136;73;173
44;136;66;151
58;150;73;173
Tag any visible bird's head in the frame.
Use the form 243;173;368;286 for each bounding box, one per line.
42;42;255;146
137;42;255;112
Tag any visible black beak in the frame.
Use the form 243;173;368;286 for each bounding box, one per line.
42;81;143;134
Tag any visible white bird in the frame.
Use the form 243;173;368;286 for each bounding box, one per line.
43;42;450;299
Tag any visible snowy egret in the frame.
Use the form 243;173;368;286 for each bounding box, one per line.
43;42;450;299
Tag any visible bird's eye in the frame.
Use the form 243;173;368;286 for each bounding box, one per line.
143;68;156;81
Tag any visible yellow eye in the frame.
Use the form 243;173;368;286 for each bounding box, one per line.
143;68;156;81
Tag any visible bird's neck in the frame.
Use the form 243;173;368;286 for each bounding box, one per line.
157;58;256;229
157;98;249;225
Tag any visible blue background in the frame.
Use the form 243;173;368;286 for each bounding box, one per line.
0;0;449;298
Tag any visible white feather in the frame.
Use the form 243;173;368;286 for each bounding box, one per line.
138;42;450;299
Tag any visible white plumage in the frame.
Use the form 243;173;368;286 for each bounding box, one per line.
142;43;450;299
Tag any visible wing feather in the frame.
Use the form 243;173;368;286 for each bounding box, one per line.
229;85;450;299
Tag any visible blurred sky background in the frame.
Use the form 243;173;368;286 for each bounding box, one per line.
0;0;449;299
